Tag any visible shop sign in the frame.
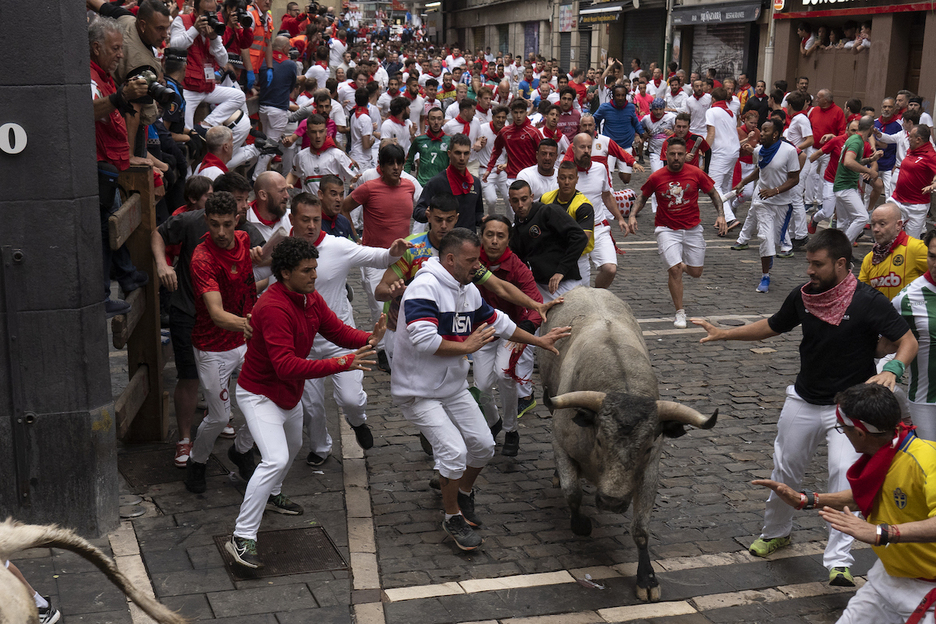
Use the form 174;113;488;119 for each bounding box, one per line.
671;2;762;25
579;11;622;23
774;0;784;8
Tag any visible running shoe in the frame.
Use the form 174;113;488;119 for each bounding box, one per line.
457;489;483;527
749;535;791;557
756;275;770;293
266;493;303;515
352;423;374;450
307;452;327;466
517;394;537;418
502;430;520;457
226;535;263;568
829;566;855;587
443;514;483;550
674;309;687;329
730;243;749;251
37;597;60;624
174;441;192;468
220;419;236;439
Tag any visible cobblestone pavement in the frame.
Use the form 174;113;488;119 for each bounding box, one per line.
12;164;882;623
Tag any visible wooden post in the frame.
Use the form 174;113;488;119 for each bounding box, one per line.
117;166;168;442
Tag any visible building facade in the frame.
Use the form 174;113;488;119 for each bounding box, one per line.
671;0;767;83
443;0;553;59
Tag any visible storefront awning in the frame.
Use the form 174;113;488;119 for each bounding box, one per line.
671;1;762;25
579;1;631;24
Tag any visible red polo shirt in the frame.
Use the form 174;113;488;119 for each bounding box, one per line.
809;104;846;148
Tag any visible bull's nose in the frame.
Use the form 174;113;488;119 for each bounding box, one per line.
596;493;630;514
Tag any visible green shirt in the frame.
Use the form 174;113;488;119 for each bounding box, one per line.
833;133;865;192
404;134;452;186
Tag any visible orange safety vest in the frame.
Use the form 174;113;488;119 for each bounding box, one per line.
248;5;272;70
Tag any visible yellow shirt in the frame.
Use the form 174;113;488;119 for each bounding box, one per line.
540;189;595;254
859;236;928;300
867;433;936;579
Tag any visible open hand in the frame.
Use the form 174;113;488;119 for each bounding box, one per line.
464;322;496;353
348;345;378;371
537;325;572;355
691;318;725;343
369;314;387;348
751;479;802;508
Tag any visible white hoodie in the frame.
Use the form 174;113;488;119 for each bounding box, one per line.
391;256;516;400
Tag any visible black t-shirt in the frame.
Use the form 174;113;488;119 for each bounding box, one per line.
767;281;909;405
509;202;588;284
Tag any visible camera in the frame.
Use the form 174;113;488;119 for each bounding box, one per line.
234;6;252;28
136;69;177;106
288;48;299;60
307;1;325;15
204;11;227;37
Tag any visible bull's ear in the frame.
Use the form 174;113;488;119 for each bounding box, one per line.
658;421;687;439
572;409;597;427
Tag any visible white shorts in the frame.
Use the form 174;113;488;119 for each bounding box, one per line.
590;222;618;268
616;146;634;174
655;224;705;269
750;201;792;258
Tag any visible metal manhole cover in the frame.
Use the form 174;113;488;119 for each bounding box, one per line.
214;526;348;581
118;447;227;489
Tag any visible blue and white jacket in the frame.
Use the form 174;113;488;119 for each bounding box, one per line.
390;257;517;400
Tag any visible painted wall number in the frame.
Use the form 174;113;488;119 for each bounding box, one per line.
0;123;27;155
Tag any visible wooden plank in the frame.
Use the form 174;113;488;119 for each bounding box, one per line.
116;365;149;439
108;193;142;251
110;287;146;350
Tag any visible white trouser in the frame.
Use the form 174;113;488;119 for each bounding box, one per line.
192;345;253;463
814;179;836;222
738;203;793;252
888;196;930;240
482;171;511;217
184;86;247;132
730;162;756;214
798;149;815;205
789;178;809;239
835;559;936;624
708;152;738;222
233;386;303;541
475;338;534;432
834;188;868;243
809;152;830;206
301;342;367;457
881;169;896;201
761;386;861;570
281;120;299;176
649;153;664;213
254;106;290;180
397;388;495;480
750;202;792;257
536;276;584;303
361;266;386;350
908;401;936;443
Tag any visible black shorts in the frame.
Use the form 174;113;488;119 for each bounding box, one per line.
169;308;198;380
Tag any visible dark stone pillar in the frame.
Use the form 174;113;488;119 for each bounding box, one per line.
0;1;118;536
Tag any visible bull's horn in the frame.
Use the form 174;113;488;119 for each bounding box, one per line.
550;391;606;412
656;401;718;429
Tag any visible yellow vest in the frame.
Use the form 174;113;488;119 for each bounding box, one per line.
540;189;595;254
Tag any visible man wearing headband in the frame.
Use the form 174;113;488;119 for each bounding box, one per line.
753;383;936;624
693;228;917;587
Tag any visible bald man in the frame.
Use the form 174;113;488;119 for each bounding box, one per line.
858;202;928;300
254;36;298;180
248;172;292;241
806;89;846;211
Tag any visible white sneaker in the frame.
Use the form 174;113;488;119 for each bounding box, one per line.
674;309;687;329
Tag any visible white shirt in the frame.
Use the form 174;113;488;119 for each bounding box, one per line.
377;92;394;119
665;90;689;114
194;162;225;182
304;64;329;90
406;94;426;132
753;141;801;205
291;146;358;194
576;162;612;222
380;118;414;153
444;101;462;121
337;80;358;115
705;106;741;156
802;34;817;51
374;66;389;90
784;112;812;150
330;98;347;129
642;112;677;156
247;205;291;242
350;111;374;166
418;71;443;88
445;55;466;69
646;80;667;99
477;122;505;169
685;93;712;135
517;165;558;200
727;95;741;117
328;38;347;69
442;116;480;145
629;69;642;82
168;17;228;67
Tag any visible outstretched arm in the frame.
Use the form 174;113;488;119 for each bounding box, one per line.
691;318;780;343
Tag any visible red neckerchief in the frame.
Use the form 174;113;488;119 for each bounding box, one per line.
337;38;346;45
586;79;596;86
693;92;706;100
273;50;289;63
652;78;662;88
711;100;734;117
847;422;913;517
878;113;897;125
199;229;248;268
650;111;665;123
445;164;474;195
542;125;560;140
310;136;338;155
198;152;228;174
250;202;278;227
479;245;511;270
800;271;857;326
301;90;314;100
354;106;369;118
455;115;471;135
801;36;810;46
425;127;446;141
404;89;418;101
387;88;400;97
871;230;909;265
477;103;489;114
387;115;405;126
670;87;681;97
312;229;327;246
316;61;328;69
792;109;808;119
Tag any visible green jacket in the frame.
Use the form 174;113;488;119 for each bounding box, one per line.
405;133;452;186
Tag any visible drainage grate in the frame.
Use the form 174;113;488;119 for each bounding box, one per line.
118;447;227;489
214;526;348;582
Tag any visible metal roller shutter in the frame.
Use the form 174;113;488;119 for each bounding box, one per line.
621;9;665;68
560;32;572;73
579;29;592;69
691;23;746;82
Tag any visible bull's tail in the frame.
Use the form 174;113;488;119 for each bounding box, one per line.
0;518;187;624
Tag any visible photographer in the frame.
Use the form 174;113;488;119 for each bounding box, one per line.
169;0;247;136
90;17;152;318
220;0;256;91
279;2;309;37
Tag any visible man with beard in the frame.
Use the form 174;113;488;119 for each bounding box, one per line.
628;137;726;328
693;228;917;588
405;107;451;186
539;161;595;284
742;80;771;127
248;171;292;241
858;203;928;300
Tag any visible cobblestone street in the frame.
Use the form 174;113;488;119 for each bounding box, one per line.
14;166;881;623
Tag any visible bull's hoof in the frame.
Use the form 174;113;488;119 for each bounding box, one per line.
570;514;592;536
635;583;661;602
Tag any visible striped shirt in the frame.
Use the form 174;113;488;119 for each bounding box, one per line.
894;274;936;403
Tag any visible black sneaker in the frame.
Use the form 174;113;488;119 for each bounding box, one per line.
517;394;537;418
37;597;61;624
418;432;434;456
489;417;503;439
376;350;391;373
457;489;483;527
306;451;327;466
442;514;482;550
104;298;132;319
184;459;207;493
502;430;520;457
352;423;374;449
228;445;256;482
226;535;264;568
266;493;303;515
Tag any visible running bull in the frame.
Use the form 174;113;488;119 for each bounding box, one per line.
540;288;717;602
